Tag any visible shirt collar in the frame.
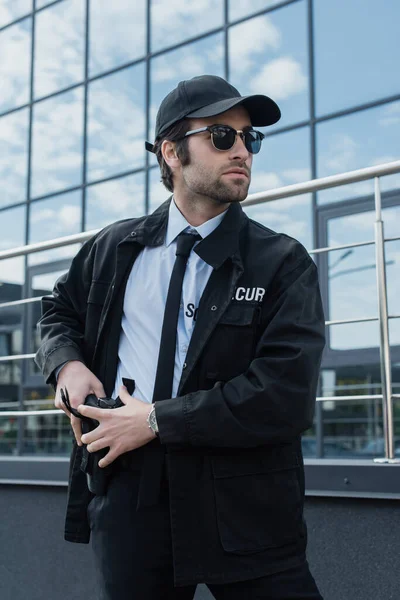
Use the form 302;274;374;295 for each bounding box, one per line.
165;197;228;247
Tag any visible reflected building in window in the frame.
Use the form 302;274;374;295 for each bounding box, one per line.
0;0;399;458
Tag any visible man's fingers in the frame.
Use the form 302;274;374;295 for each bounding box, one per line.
78;404;107;420
98;449;118;469
86;437;107;453
92;382;106;398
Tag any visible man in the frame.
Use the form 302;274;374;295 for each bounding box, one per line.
35;75;326;599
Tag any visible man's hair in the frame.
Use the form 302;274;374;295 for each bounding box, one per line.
153;119;192;192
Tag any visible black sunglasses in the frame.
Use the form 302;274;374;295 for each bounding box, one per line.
180;124;265;154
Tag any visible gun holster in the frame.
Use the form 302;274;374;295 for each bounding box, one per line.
60;378;135;495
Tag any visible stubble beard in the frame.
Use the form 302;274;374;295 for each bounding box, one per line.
183;164;251;206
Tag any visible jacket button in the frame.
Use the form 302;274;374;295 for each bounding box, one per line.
131;231;136;236
183;362;187;369
211;305;217;311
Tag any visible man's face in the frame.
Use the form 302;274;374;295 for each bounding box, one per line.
178;105;254;205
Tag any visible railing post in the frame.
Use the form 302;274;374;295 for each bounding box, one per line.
373;177;398;463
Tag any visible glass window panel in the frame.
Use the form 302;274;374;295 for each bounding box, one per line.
317;102;400;205
0;415;18;454
87;64;146;181
29;269;70;364
327;211;378;350
149;33;225;165
0;304;23;357
36;0;53;8
0;254;24;406
385;205;400;345
34;0;85;99
0;205;25;393
0;258;24;288
0;0;31;28
326;204;400;350
0;109;29;207
314;0;400;116
31;87;84;198
243;127;312;249
0;18;31;113
86;173;145;230
0;254;24;401
229;3;309;131
316;364;400;458
0;204;26;251
22;386;70;455
89;0;146;77
29;190;82;244
229;0;282;22
151;0;224;52
149;166;170;213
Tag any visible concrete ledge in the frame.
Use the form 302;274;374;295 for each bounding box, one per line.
1;457;400;499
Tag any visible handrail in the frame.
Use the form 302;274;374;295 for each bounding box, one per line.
2;394;400;417
1;160;400;462
0;160;399;262
242;160;400;205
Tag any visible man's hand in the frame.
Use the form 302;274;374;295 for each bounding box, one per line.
78;386;156;468
55;360;106;446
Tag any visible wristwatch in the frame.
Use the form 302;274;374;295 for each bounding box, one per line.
147;404;159;436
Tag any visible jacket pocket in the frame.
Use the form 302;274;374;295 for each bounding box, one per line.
211;448;303;554
204;304;258;382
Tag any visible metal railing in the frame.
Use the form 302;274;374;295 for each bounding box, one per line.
1;160;400;462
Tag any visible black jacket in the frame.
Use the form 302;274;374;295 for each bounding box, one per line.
35;199;326;586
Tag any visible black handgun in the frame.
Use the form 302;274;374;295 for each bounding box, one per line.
60;378;135;495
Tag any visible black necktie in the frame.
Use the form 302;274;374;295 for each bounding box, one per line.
137;231;201;509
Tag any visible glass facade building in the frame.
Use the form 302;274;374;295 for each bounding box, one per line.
0;0;399;459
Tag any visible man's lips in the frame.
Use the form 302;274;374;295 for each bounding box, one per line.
223;169;249;179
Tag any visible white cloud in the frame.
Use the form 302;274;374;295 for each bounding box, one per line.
0;18;31;113
0;1;30;27
325;134;358;173
0;257;25;285
0;109;29;207
249;171;283;192
369;155;398;167
30;88;84;198
86;175;146;230
250;56;307;101
151;0;223;50
89;0;146;76
59;205;81;228
281;168;310;183
229;16;281;75
378;102;400;127
34;0;85;98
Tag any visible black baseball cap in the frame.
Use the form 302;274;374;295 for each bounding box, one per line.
145;74;281;153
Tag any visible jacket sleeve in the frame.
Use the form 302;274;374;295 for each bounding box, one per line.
155;256;326;448
34;236;97;387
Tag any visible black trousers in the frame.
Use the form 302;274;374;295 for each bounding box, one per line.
88;468;323;600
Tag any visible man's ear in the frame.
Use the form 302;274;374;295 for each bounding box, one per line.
161;140;180;168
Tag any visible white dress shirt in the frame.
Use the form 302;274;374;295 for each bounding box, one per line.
112;200;227;402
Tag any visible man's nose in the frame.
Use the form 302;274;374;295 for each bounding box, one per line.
228;133;250;161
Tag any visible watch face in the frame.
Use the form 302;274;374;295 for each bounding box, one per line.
150;409;158;433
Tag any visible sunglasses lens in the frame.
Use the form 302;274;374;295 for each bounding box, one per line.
245;130;262;154
211;126;236;150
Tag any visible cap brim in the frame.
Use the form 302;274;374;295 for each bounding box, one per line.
185;95;281;126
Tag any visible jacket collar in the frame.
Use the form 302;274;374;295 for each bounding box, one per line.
129;196;248;270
